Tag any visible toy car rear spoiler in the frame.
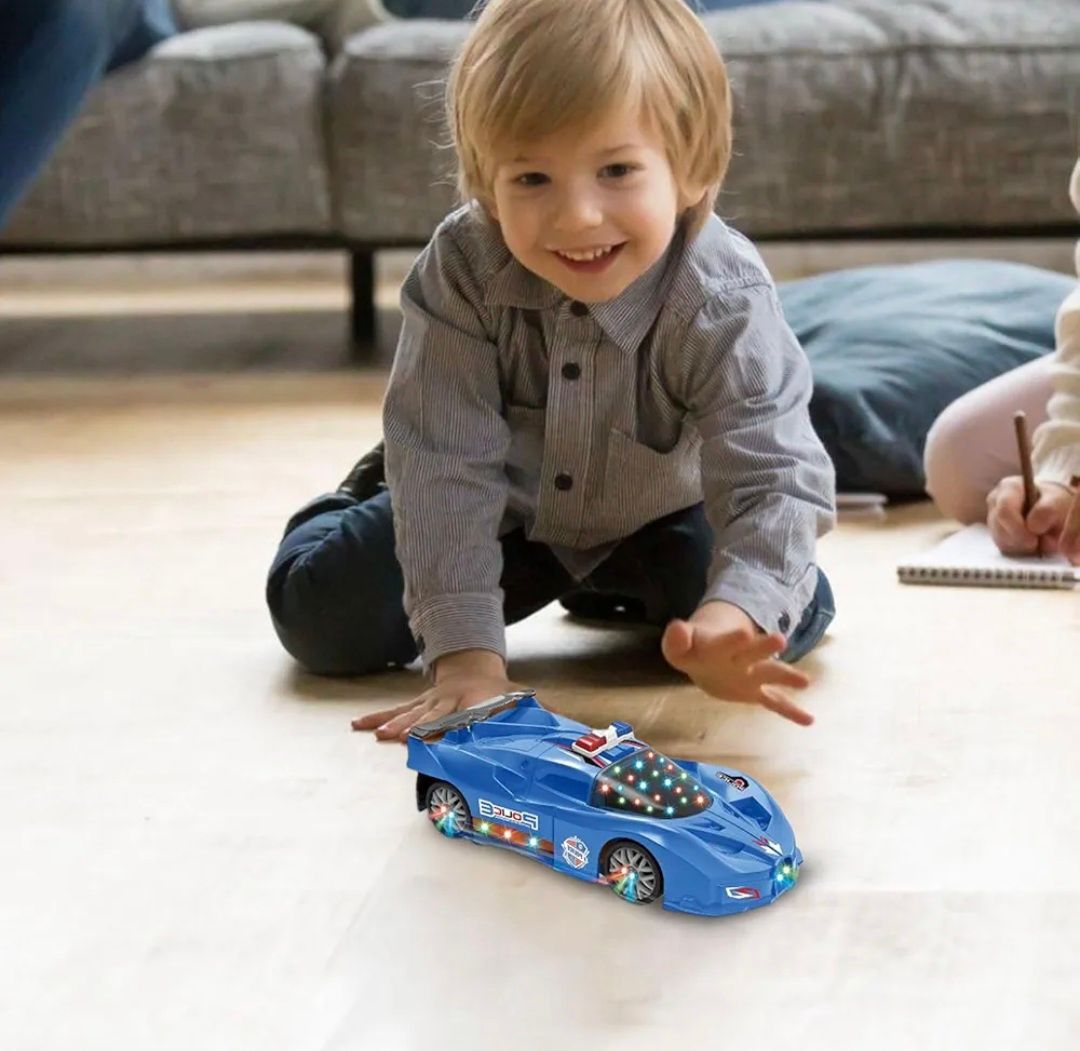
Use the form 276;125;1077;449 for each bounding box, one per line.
409;690;536;741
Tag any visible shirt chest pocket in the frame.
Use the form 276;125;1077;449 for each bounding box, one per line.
623;413;684;456
608;365;685;454
605;425;702;519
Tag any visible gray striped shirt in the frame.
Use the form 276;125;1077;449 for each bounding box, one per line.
383;204;836;670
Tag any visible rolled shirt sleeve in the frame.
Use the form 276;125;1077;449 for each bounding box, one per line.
382;228;511;671
680;283;836;635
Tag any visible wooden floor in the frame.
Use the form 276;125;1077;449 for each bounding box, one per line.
1;260;1078;1050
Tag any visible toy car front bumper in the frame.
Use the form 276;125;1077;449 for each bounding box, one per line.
664;848;804;917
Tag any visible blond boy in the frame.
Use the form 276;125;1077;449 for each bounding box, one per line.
267;0;837;734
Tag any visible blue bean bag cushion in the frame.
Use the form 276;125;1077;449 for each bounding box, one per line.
777;260;1073;496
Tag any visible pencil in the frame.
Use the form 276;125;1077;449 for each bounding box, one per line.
1013;411;1039;516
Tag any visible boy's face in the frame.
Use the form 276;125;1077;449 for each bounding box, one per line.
490;108;702;303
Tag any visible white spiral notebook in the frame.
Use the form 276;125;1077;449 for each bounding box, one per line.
898;524;1079;589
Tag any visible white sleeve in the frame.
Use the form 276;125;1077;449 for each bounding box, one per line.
1032;159;1080;487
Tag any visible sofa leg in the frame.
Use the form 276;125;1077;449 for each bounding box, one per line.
349;248;376;358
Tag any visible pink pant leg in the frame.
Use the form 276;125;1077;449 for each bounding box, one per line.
923;356;1054;523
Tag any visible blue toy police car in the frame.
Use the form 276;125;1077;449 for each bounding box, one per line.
407;691;802;916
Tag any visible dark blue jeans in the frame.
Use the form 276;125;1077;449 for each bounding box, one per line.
384;0;785;18
0;0;176;227
267;489;834;676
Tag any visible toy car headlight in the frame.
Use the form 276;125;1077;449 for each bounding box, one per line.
775;858;799;888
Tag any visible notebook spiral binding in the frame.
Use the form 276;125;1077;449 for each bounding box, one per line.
897;565;1076;588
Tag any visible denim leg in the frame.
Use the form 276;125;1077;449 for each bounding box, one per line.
107;0;176;71
267;489;417;675
777;567;835;664
571;504;714;625
267;490;573;676
382;0;476;17
384;0;781;17
571;503;834;662
499;528;575;624
0;0;175;227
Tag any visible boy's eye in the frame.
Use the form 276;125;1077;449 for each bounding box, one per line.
514;172;549;187
601;163;637;179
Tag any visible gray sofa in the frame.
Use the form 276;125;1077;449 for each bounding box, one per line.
3;0;1079;348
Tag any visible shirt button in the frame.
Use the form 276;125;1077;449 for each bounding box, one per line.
561;362;581;380
569;300;589;317
777;612;791;633
554;473;574;491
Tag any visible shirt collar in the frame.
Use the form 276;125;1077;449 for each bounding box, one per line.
482;250;563;311
588;227;684;354
483;223;687;353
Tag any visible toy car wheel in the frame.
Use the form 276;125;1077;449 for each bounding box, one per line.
601;841;663;905
424;781;471;838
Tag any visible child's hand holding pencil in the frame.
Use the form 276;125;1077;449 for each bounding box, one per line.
986;477;1078;559
985;411;1080;562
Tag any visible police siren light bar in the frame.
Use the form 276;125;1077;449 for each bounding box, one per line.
571;721;635;759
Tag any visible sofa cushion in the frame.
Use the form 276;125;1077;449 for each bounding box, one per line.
1;22;332;246
329;0;1080;243
172;1;389;52
327;20;461;242
778;259;1074;496
717;0;1080;238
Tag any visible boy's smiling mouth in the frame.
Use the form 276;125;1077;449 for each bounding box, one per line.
551;242;627;272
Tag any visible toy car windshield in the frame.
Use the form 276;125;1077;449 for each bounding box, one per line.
410;691;536;740
590;747;714;818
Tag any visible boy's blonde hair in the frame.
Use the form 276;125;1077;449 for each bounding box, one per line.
447;0;732;236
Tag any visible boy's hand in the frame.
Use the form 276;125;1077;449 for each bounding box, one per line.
660;601;813;726
350;649;519;743
987;477;1080;563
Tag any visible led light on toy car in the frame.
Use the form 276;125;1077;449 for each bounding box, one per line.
775;859;799;888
